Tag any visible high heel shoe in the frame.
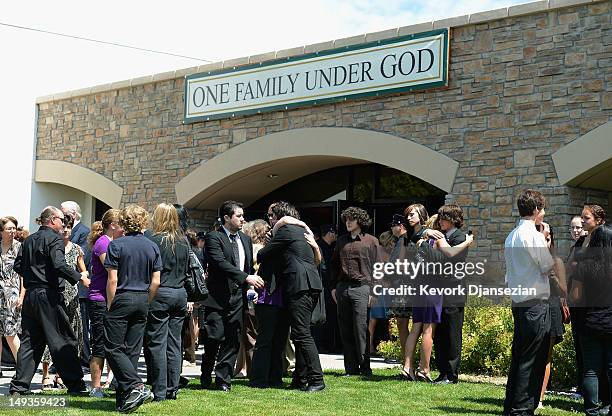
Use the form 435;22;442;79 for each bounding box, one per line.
400;367;416;381
42;376;54;391
416;369;433;383
54;375;66;389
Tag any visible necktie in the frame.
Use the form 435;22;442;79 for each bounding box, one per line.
230;234;241;269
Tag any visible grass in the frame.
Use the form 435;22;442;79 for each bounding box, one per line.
0;369;582;415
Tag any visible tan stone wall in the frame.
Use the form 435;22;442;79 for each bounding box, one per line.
36;1;612;256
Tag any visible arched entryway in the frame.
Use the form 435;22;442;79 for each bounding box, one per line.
176;127;459;211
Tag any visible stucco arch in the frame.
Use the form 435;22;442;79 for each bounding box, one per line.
35;160;124;208
552;121;612;191
176;128;458;210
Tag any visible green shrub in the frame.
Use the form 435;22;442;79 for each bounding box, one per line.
376;296;577;388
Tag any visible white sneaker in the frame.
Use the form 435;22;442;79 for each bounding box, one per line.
89;387;104;399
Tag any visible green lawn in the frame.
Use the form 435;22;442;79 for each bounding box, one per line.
0;369;582;415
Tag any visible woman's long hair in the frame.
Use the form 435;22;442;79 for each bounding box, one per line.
152;203;183;251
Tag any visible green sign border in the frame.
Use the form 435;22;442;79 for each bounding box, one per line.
184;28;449;124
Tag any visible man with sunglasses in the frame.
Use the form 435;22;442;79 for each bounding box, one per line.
9;206;91;396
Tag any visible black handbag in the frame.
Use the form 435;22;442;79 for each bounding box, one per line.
310;289;326;326
185;250;208;302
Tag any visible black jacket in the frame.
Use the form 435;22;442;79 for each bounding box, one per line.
257;224;322;296
575;224;612;336
202;228;254;311
15;226;82;290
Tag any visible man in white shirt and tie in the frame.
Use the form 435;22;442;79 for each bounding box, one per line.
503;189;555;416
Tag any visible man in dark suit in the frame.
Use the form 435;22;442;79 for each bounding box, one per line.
61;200;92;370
9;206;90;395
200;201;264;392
432;204;469;384
257;201;325;392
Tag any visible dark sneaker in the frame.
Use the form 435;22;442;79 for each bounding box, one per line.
117;384;153;413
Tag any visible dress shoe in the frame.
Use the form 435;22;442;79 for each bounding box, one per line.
287;380;307;391
305;383;325;393
360;369;373;378
67;384;91;396
166;391;178;400
200;376;212;389
216;383;231;392
178;376;189;389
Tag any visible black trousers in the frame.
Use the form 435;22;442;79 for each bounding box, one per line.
251;304;290;386
104;291;149;405
336;281;370;375
288;290;324;385
79;297;91;367
88;299;107;359
145;287;187;400
201;303;243;386
434;306;465;382
503;302;550;416
10;288;85;394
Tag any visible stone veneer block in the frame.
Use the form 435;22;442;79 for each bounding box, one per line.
248;52;277;64
433;15;470;29
130;75;154;87
508;0;549;17
275;46;305;59
36;94;55;104
110;80;132;90
549;0;594;9
90;83;114;94
398;22;434;36
333;34;366;49
152;71;176;82
365;28;398;43
514;149;536;167
304;41;335;54
222;56;250;69
175;66;200;78
197;62;224;73
67;87;93;99
469;8;509;24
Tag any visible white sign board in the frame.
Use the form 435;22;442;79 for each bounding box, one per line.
184;29;448;122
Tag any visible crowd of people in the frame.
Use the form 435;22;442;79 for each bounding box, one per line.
0;191;610;415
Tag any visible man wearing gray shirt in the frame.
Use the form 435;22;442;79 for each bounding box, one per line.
503;189;555;416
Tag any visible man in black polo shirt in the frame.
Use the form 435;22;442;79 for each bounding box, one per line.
104;205;162;413
9;206;90;395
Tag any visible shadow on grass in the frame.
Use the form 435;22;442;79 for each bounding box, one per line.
462;396;581;413
433;406;498;415
66;398;117;412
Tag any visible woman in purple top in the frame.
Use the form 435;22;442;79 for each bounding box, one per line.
87;209;123;398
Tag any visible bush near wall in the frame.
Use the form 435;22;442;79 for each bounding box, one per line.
377;297;577;388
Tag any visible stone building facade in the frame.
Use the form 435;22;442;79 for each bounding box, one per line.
33;0;611;260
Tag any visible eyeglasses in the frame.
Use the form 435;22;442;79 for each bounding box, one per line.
53;216;69;226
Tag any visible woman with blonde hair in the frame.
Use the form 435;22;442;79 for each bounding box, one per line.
145;203;190;401
87;210;123;398
103;205;161;412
